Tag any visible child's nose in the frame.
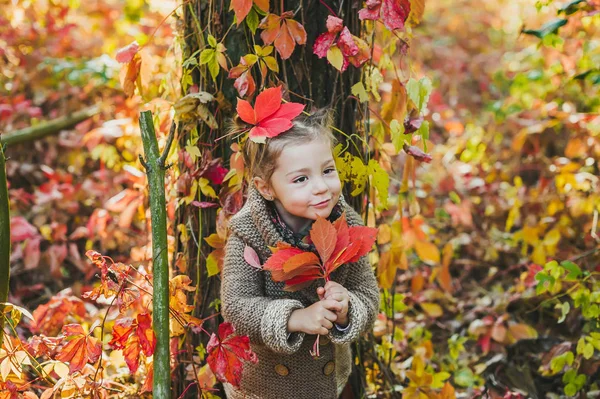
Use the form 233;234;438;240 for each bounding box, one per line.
312;176;328;194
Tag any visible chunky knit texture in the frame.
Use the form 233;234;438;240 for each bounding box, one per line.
220;185;380;399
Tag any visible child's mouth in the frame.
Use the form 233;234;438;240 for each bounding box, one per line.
313;199;330;208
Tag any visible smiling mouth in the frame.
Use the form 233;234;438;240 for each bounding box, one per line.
313;199;330;206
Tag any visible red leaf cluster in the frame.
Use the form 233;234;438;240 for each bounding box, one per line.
358;0;411;31
263;213;377;291
313;16;370;72
206;322;258;387
236;86;305;143
108;313;156;373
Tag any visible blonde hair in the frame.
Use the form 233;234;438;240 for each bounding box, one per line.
239;108;337;185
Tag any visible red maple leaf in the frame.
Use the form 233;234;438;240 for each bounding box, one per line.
206;322;258;387
236;86;305;143
312;16;370;72
108;313;156;373
55;324;102;374
259;11;307;60
263;213;377;291
358;0;411;31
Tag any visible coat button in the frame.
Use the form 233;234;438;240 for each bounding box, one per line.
323;361;335;376
319;335;330;345
274;364;289;376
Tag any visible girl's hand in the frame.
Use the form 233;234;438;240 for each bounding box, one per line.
287;300;341;336
317;281;349;327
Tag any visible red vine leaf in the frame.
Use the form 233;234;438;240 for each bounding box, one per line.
235;86;305;143
207;322;257;387
358;0;411;31
55;324;102;374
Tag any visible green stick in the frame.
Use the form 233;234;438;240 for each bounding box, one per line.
139;111;175;398
0;145;10;349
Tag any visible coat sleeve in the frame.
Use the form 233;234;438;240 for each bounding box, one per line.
329;254;380;345
220;232;306;354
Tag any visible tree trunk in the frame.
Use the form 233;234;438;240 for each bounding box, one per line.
175;0;368;396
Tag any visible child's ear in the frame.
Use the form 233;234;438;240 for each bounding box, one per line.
253;177;275;201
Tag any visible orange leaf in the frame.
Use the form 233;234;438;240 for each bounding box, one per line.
274;23;295;59
310;216;337;264
55;324;101;374
230;0;253;25
253;0;269;12
282;252;321;274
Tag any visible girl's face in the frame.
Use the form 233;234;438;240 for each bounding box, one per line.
256;137;342;233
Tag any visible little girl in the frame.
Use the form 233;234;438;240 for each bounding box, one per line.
220;109;380;399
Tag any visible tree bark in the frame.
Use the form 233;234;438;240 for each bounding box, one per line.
0;105;100;146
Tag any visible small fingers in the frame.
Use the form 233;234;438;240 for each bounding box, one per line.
319;327;329;336
322;318;334;330
321;299;343;312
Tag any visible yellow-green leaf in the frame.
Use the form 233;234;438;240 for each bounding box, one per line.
327;46;344;71
206;252;220;277
351;82;369;102
421;302;443;318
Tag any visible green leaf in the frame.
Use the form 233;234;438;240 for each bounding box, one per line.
454;368;477;387
558;301;570;323
327;46;344;71
367;159;389;210
563;369;576;383
432;371;451;389
522;18;568;39
418;120;430;151
561;260;582;280
246;8;259;34
196;344;207;361
351;82;369;102
564;383;578;397
207;34;217;48
406;78;420;110
418;77;432;112
583;342;594;359
208;58;220;81
390;119;406;153
200;49;216;65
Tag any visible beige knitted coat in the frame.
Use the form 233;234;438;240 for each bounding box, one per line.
220;186;380;399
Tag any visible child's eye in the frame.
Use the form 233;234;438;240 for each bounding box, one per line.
324;168;336;174
293;176;307;183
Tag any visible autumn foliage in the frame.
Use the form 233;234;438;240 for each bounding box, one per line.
2;0;600;398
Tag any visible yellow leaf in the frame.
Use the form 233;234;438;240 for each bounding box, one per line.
543;228;560;247
377;224;391;245
532;244;546;265
198;178;217;199
414;240;440;264
204;233;225;249
368;159;390;210
522;225;539;246
420;302;443;318
351;82;369;102
326;46;344;71
206;252;220;277
408;0;426;26
507;323;538;343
